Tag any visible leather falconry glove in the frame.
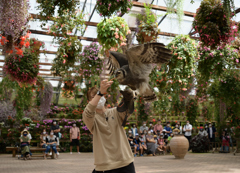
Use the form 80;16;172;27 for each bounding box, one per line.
117;88;137;114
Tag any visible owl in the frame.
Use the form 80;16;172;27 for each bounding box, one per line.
107;42;172;102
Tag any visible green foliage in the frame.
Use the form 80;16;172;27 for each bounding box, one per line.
208;70;240;124
97;17;130;51
49;11;85;76
137;96;149;122
96;0;133;18
197;45;238;82
186;98;199;126
36;0;79;24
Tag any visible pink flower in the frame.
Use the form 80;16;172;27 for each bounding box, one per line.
115;34;119;39
111;28;114;30
127;30;131;34
63;60;66;64
116;28;119;31
121;42;126;46
121;24;125;27
236;59;239;63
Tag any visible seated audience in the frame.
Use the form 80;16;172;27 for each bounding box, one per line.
19;129;31;160
146;131;155;156
40;129;47;148
133;134;143;157
45;130;58;159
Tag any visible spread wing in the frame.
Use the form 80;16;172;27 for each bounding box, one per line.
126;43;172;76
107;51;129;75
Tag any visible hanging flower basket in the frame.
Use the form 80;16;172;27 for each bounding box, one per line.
97;17;130;51
63;79;75;91
192;0;238;49
135;4;160;44
36;0;78;23
96;0;133;18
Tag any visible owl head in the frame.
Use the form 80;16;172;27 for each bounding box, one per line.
115;69;126;81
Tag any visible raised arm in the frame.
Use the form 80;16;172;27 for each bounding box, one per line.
83;80;113;133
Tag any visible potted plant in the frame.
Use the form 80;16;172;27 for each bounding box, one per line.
96;0;133;18
135;3;160;44
97;17;130;54
192;0;238;49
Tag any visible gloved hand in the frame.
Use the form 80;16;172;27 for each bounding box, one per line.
117;88;137;114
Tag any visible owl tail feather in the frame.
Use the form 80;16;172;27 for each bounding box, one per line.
141;85;157;102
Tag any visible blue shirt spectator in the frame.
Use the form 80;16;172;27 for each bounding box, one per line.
164;122;172;136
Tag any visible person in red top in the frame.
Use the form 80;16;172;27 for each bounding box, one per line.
220;130;230;153
154;119;163;134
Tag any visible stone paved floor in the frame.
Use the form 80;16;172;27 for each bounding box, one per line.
0;152;240;173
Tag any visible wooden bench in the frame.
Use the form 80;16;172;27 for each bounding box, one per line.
6;147;60;159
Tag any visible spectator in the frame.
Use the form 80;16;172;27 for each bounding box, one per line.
140;121;148;133
140;133;147;151
183;120;192;151
50;120;60;156
162;129;168;144
176;121;183;134
128;130;134;148
45;130;58;159
20;129;31;160
173;126;180;135
133;134;143;157
131;123;138;138
156;130;161;139
20;128;32;157
148;122;154;133
198;126;208;137
154;119;163;134
220;130;230;153
154;135;158;155
40;129;47;148
146;131;155;156
166;133;174;153
207;122;216;143
164;122;172;136
157;134;166;153
70;122;81;154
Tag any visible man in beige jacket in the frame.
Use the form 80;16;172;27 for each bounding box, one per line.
83;79;136;173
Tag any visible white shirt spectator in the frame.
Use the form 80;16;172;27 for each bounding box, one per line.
209;127;213;138
183;124;192;136
179;126;183;134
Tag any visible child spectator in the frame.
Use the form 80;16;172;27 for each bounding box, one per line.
133;134;143;157
157;134;166;153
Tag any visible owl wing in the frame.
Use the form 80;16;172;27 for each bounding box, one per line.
126;42;172;76
107;51;129;75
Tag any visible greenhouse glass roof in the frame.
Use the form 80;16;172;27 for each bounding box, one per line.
0;0;240;87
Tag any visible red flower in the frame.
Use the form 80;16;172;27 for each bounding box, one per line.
25;41;30;47
15;47;23;56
